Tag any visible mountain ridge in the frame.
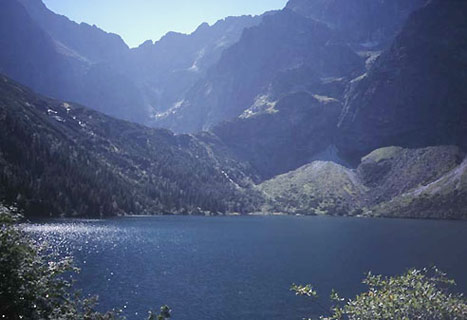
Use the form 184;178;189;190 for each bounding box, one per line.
3;0;264;124
260;145;467;219
1;0;466;219
0;74;262;217
157;8;365;133
337;0;467;161
0;73;466;219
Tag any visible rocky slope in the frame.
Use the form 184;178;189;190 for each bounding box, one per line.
2;0;263;125
157;8;364;132
259;146;467;219
1;0;146;123
0;74;262;217
3;0;428;134
155;0;426;133
286;0;424;48
371;157;467;219
2;0;466;220
337;0;467;162
259;161;365;215
2;72;463;219
130;15;263;117
16;0;129;64
357;146;463;205
0;0;73;102
212;92;342;179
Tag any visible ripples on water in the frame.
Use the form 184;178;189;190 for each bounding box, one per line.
20;216;467;320
22;219;180;317
23;221;124;256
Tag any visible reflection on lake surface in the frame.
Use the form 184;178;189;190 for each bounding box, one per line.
23;216;467;320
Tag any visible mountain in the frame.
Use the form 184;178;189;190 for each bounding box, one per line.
259;145;467;219
212;92;342;179
2;0;466;220
2;0;263;126
3;0;426;133
157;8;364;133
158;0;460;182
0;74;262;217
154;0;426;133
1;0;147;123
371;155;467;219
2;71;464;219
259;160;365;215
357;146;463;206
16;0;129;64
129;15;263;117
286;0;425;48
0;0;73;101
337;0;467;162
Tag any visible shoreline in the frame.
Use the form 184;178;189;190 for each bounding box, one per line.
24;212;467;223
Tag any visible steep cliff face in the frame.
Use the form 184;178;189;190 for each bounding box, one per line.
1;0;147;123
16;0;129;64
130;16;263;116
286;0;425;48
154;0;426;134
3;1;262;125
0;0;75;101
337;0;467;161
158;9;364;133
212;92;342;180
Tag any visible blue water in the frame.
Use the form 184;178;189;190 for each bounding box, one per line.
23;216;467;320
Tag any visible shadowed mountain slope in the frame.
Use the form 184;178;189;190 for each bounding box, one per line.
1;0;146;123
337;0;467;162
0;0;73;100
286;0;425;48
16;0;129;64
0;74;261;217
212;92;342;179
3;0;263;125
130;15;263;117
158;9;364;133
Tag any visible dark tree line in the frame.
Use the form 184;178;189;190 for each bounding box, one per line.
0;75;263;217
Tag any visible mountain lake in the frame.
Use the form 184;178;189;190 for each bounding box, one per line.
23;215;467;320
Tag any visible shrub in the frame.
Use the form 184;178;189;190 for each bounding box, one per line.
0;205;170;320
292;267;467;320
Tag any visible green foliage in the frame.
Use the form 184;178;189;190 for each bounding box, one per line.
259;145;467;219
291;284;318;298
0;204;22;224
361;146;403;164
0;205;169;319
0;75;262;218
259;161;365;215
293;267;467;320
147;305;171;320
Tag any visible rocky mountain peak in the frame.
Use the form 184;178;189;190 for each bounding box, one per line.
337;0;467;161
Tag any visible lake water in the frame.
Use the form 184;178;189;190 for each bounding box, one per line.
23;216;467;320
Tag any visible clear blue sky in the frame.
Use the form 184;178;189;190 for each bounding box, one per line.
43;0;288;48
